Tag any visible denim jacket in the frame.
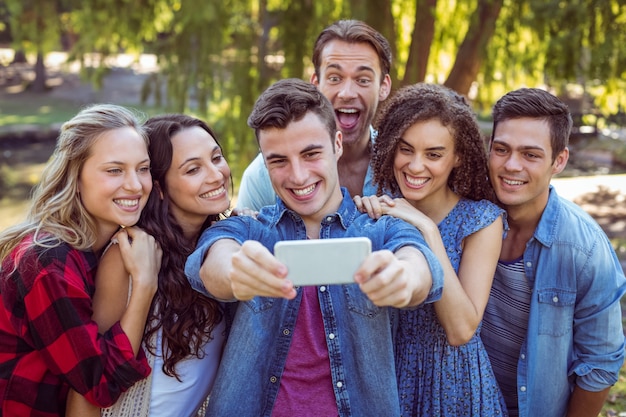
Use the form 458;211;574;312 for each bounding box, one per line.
499;186;625;417
186;189;443;417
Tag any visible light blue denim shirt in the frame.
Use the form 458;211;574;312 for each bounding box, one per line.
186;189;443;417
485;186;626;417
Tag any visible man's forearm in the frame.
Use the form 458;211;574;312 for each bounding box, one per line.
566;385;610;417
200;239;240;301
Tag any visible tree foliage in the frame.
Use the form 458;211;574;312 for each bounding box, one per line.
5;0;626;177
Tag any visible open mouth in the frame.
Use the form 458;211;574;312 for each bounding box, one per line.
336;108;359;130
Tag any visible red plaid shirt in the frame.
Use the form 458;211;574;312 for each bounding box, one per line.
0;236;150;416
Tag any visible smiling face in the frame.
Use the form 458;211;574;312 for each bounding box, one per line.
260;112;343;226
78;126;152;242
311;40;390;148
394;119;460;209
488;117;568;216
164;126;230;233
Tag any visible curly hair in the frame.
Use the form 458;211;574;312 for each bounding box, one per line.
0;104;147;265
372;83;495;202
139;114;226;379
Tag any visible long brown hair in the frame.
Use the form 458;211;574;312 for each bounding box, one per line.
140;114;226;379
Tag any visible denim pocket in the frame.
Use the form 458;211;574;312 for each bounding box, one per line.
243;297;275;313
343;285;383;318
537;289;576;336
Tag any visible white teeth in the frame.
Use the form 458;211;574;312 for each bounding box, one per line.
292;184;315;196
503;179;525;186
337;108;357;113
405;175;428;186
115;199;139;207
200;186;225;198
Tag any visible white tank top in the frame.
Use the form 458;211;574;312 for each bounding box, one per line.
149;320;226;417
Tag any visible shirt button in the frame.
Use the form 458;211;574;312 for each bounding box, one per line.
526;261;532;267
520;386;526;392
270;376;278;383
329;333;335;340
552;296;559;303
326;216;333;222
336;381;343;388
319;286;326;292
283;329;290;336
520;354;525;360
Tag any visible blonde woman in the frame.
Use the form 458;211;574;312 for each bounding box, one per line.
0;104;161;416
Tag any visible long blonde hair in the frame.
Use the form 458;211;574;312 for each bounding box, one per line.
0;104;148;264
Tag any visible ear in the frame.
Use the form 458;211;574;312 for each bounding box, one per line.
453;152;462;168
551;147;569;175
310;73;319;86
334;131;343;160
379;74;392;101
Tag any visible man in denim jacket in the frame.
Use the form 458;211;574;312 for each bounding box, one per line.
185;79;443;417
482;88;626;417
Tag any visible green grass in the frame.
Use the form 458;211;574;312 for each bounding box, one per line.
0;93;80;130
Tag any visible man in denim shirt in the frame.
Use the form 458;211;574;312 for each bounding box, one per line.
185;79;443;417
481;88;626;417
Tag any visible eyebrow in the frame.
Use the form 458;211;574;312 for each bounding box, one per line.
398;138;446;151
326;63;376;75
106;158;150;166
177;145;221;169
265;144;325;160
492;139;546;152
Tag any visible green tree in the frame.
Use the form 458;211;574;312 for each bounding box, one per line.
5;0;64;92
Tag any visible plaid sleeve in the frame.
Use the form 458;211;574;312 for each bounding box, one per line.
13;246;150;408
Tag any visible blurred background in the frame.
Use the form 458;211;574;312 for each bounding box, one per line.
0;2;626;414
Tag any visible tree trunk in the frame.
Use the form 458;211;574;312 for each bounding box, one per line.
364;0;397;84
31;51;47;93
402;0;437;87
444;0;503;95
11;50;27;64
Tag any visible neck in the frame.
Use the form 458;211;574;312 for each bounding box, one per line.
410;188;460;224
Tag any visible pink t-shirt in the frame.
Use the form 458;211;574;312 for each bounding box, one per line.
271;286;339;417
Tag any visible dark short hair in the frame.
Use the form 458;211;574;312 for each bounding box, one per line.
312;19;392;81
247;78;337;144
491;88;572;161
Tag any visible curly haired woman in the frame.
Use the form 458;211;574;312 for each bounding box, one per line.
355;83;508;416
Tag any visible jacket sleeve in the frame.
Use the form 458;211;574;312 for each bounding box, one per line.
571;231;626;391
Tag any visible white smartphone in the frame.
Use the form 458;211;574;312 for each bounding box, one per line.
274;237;372;286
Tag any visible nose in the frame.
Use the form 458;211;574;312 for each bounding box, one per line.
289;159;308;185
503;152;523;172
408;155;424;173
124;171;142;192
337;79;357;100
205;162;225;183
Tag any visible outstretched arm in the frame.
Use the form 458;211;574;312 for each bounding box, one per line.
356;245;434;308
355;195;503;345
200;239;296;301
